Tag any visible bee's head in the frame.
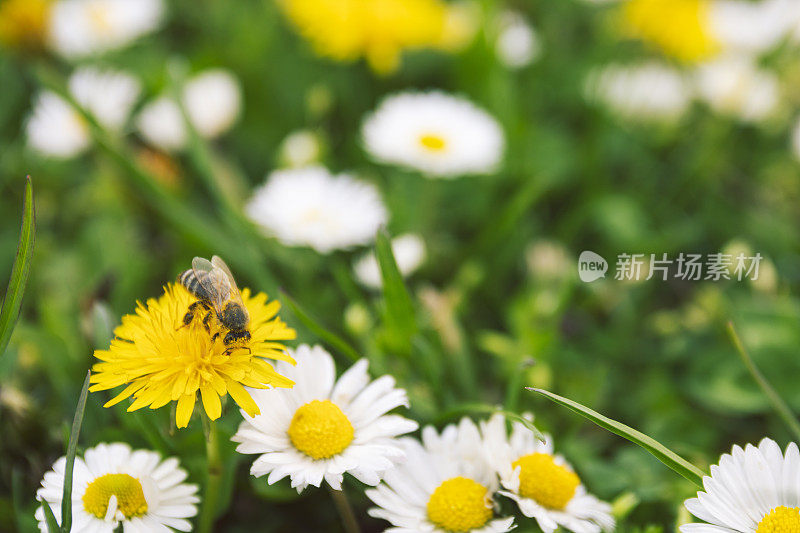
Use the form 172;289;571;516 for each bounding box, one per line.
223;329;251;346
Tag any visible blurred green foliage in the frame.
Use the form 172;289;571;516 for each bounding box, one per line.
2;0;800;531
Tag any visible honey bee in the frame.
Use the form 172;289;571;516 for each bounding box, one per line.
178;255;251;353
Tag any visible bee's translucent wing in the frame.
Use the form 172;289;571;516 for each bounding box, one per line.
210;255;249;320
192;256;231;315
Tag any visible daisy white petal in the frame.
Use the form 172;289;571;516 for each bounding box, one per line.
682;438;800;532
35;443;198;533
585;62;692;122
136;69;241;151
232;344;417;493
48;0;163;58
245;166;388;253
367;421;515;532
484;413;614;533
362;91;505;178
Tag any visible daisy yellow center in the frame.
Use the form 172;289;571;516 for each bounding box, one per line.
82;473;148;519
419;133;447;152
0;0;50;49
757;506;800;532
288;400;354;459
513;452;579;510
622;0;718;63
426;477;492;532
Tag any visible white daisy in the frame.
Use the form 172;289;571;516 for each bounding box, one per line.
495;11;540;69
585;62;692;122
245;166;388;253
681;438;800;532
366;418;516;533
26;67;140;158
135;69;241;151
182;70;241;139
26;93;90;158
48;0;164;58
35;442;199;533
361;91;505;178
278;129;322;168
70;67;141;131
482;414;614;533
232;344;418;493
353;233;426;289
709;0;797;57
694;56;779;122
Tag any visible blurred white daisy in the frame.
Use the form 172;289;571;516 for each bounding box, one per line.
136;69;241;151
48;0;164;58
362;91;505;178
681;438;800;532
245;166;388;253
695;56;779;122
353;233;426;289
278;129;322;168
495;11;540;69
232;344;418;492
26;93;90;158
27;67;140;158
585;62;692;122
35;442;199;533
483;414;614;533
366;417;515;532
709;0;797;56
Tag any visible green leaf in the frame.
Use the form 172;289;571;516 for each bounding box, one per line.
41;499;60;533
0;175;35;357
528;388;706;487
61;371;91;532
375;230;417;350
280;290;361;362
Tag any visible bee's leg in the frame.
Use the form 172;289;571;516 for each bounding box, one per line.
177;301;204;330
202;311;214;333
211;332;220;342
223;346;251;356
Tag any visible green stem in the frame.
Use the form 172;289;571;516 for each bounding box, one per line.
198;414;222;533
328;486;360;533
727;321;800;442
504;358;534;412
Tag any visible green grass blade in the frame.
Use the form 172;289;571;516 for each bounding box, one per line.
0;175;35;357
41;499;60;533
375;230;417;349
280;290;361;362
61;371;91;532
528;388;706;487
727;321;800;442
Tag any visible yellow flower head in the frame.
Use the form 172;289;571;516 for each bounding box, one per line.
279;0;473;74
90;284;296;428
622;0;719;63
0;0;51;51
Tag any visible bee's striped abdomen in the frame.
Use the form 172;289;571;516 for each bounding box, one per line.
179;269;209;300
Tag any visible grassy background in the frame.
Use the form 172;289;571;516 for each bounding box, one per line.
2;0;800;531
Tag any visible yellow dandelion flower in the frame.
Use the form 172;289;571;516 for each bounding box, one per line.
0;0;51;51
90;284;296;428
279;0;472;74
622;0;719;63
